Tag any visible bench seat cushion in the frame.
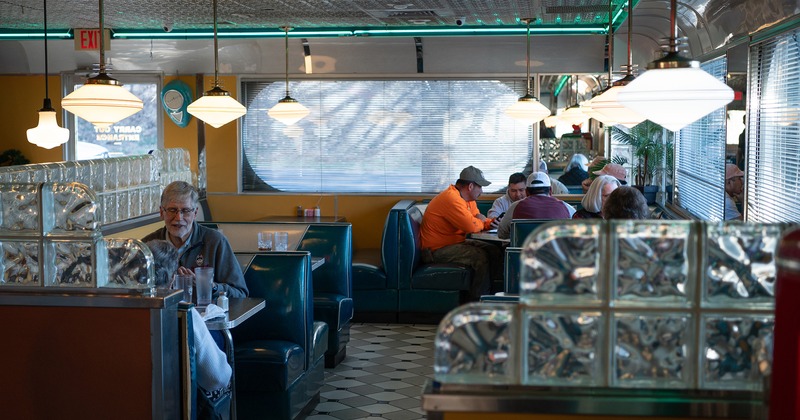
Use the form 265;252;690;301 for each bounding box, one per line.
235;340;305;392
410;264;472;291
352;263;388;290
314;293;354;328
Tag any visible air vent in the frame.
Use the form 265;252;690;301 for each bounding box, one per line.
545;5;609;14
387;10;440;19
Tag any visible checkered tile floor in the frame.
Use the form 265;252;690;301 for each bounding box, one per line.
308;323;436;420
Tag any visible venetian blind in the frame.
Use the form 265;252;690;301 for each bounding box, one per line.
747;28;800;222
673;57;728;221
240;79;532;193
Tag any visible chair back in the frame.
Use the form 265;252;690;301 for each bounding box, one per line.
504;247;523;294
510;219;551;247
380;200;417;288
235;251;314;367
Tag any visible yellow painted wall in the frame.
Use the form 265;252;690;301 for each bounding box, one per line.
3;75;507;250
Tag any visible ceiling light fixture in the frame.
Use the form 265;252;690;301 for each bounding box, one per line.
27;0;69;149
558;75;588;126
590;0;646;128
617;0;733;131
268;26;310;125
504;18;551;124
186;0;247;128
61;0;143;128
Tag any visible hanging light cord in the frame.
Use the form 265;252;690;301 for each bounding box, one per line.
524;19;531;96
43;0;49;100
212;0;220;87
98;0;105;74
627;0;633;74
283;26;290;98
607;0;613;86
668;0;678;53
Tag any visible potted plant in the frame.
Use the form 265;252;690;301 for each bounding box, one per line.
610;121;674;204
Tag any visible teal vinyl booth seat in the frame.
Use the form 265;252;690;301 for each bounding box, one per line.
201;221;352;368
510;219;552;247
232;252;328;420
353;200;473;323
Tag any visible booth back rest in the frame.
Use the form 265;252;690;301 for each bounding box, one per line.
381;200;417;289
395;204;425;290
235;252;313;367
297;224;353;297
511;219;551;247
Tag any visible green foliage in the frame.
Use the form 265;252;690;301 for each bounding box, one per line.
610;121;674;186
0;149;30;166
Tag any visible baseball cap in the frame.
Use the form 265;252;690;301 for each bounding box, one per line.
594;163;627;182
725;163;744;180
527;172;551;188
459;166;491;187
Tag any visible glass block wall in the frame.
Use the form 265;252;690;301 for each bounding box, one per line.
435;220;786;392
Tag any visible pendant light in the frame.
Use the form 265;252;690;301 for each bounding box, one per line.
27;0;69;149
504;18;551;124
558;76;588;126
61;0;143;128
617;0;732;131
186;0;246;128
590;0;645;128
268;26;310;125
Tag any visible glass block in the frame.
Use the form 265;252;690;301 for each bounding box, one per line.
117;190;130;221
434;303;517;384
101;192;117;224
129;187;142;218
0;240;40;286
103;158;118;192
611;221;693;307
613;313;692;389
87;158;105;192
0;183;42;234
43;238;107;287
520;221;602;306
704;223;782;309
522;310;602;386
150;185;162;213
50;183;100;234
74;160;93;187
701;314;773;391
129;157;143;186
106;238;154;289
117;157;131;189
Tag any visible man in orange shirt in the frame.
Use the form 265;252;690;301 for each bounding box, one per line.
420;166;502;300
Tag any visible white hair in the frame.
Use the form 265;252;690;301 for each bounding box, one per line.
581;175;621;213
565;154;589;173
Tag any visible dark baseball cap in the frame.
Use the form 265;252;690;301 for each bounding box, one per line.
459;166;491;187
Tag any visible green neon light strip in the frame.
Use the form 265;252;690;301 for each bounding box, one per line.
0;31;72;39
553;75;570;97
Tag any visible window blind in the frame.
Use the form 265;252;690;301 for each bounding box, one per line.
747;29;800;222
240;79;533;193
673;57;728;221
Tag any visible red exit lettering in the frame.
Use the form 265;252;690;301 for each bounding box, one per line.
74;29;110;51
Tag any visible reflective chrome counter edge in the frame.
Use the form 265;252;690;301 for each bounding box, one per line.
422;381;767;418
0;286;182;308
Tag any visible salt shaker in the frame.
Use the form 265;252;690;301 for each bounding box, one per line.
217;291;229;312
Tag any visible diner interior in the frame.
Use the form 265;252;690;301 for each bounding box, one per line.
1;0;799;419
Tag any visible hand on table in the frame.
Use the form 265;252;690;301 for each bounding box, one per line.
177;266;196;278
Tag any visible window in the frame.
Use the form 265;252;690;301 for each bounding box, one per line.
240;79;533;194
62;73;162;160
672;57;728;221
747;28;800;222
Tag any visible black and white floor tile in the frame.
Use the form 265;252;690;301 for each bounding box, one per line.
308;323;436;420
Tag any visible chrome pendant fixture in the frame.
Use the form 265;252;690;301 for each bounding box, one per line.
268;26;310;125
186;0;247;128
559;75;589;126
27;0;69;149
61;0;143;128
616;0;733;131
504;18;551;124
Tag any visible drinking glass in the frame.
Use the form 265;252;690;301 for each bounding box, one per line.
275;231;289;251
194;267;214;306
258;231;273;251
174;274;193;303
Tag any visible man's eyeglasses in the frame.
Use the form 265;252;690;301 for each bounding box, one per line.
162;207;196;216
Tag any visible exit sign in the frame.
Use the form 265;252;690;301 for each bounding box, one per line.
74;29;112;51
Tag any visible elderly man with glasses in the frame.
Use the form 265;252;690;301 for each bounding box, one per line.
143;181;248;298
